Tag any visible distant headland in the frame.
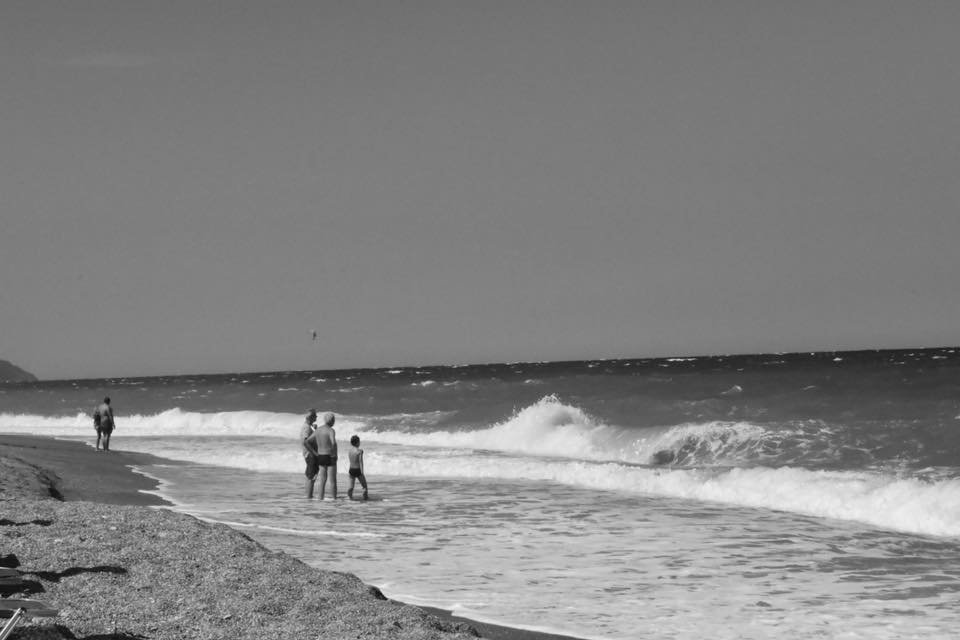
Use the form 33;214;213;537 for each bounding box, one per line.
0;359;37;382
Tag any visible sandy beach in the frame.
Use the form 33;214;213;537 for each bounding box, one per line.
0;435;584;640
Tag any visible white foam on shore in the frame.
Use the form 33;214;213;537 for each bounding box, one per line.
130;441;960;538
127;464;180;506
210;520;387;539
387;591;607;640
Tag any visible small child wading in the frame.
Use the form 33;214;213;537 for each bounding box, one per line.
347;435;369;500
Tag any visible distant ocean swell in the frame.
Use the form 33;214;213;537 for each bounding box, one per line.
3;396;960;538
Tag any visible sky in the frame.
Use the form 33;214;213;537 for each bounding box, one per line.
2;1;960;380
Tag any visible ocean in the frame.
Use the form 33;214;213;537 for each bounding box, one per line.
3;348;960;639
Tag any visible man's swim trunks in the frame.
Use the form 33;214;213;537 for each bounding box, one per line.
316;454;333;467
349;468;362;478
305;455;320;478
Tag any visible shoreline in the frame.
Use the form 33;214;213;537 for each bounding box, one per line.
0;433;172;505
0;434;587;640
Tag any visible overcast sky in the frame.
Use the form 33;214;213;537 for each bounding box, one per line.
2;1;959;380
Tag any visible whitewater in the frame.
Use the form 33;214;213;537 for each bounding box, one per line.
3;348;960;639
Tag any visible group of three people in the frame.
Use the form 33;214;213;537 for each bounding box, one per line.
301;409;368;500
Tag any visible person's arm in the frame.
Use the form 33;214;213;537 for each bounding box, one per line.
331;433;338;460
358;449;364;475
303;431;320;456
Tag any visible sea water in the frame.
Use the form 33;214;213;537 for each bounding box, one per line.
3;349;960;639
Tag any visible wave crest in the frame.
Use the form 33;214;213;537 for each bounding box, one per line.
365;395;614;459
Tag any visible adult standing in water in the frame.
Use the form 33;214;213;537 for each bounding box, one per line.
95;396;116;451
305;412;338;500
301;409;320;498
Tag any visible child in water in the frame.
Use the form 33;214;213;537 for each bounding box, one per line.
347;435;369;500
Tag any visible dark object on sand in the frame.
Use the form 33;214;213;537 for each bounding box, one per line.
0;598;59;639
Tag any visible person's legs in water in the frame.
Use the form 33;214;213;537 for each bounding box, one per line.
347;468;367;499
317;465;328;500
304;455;318;498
